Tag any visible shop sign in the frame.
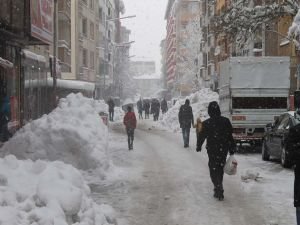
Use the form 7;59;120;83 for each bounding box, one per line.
30;0;54;44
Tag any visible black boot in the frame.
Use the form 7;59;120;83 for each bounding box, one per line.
213;189;218;198
218;193;224;201
218;189;224;201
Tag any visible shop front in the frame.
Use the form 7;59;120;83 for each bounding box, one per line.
0;0;53;141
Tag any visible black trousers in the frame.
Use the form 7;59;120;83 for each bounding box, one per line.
109;111;114;121
126;128;135;148
208;157;226;193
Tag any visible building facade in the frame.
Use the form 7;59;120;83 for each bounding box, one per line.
0;0;54;131
164;0;202;97
70;0;100;82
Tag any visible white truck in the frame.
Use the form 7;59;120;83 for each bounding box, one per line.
219;57;290;149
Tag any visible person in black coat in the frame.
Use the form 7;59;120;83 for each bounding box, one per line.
107;98;115;121
197;101;236;201
161;98;168;114
286;119;300;225
144;100;150;119
178;99;194;148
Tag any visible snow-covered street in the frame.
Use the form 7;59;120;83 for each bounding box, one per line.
89;119;295;225
0;92;296;225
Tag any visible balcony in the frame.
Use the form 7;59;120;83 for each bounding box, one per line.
58;46;71;66
58;0;71;21
58;40;70;49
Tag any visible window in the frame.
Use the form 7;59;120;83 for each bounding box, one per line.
108;29;111;40
82;17;87;37
90;52;95;69
82;49;88;67
89;0;94;9
90;22;94;40
99;7;103;23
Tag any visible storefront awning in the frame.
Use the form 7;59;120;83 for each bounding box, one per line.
0;57;13;69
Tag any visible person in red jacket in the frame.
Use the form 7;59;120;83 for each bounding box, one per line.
123;106;137;150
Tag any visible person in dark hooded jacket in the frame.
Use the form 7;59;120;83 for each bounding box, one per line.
286;118;300;224
178;99;194;148
197;101;236;201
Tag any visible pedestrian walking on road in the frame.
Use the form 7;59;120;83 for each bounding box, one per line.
178;99;194;148
107;98;115;122
123;106;137;150
196;101;236;201
286;116;300;225
137;98;143;120
161;98;168;114
144;100;150;119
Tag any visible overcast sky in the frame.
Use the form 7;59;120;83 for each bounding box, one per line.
121;0;168;74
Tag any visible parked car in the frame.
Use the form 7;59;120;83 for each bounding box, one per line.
262;111;300;168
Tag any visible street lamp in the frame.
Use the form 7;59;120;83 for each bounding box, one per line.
53;0;58;107
111;41;134;97
100;13;136;99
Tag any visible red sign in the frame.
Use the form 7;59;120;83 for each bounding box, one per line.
31;0;53;44
232;115;246;121
290;95;295;111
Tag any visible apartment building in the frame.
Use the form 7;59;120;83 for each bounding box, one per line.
160;39;167;89
68;0;100;82
58;0;71;77
200;0;215;89
96;0;124;99
165;0;202;96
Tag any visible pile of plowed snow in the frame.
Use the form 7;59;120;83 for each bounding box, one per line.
159;88;219;132
0;155;116;225
1;93;109;170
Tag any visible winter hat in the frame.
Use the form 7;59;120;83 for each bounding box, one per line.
208;101;221;117
185;99;190;105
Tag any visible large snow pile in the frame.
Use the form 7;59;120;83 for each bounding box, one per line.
112;107;125;122
0;155;116;225
1;93;109;170
159;88;219;132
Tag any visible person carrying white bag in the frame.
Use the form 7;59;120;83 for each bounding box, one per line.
197;101;236;201
224;155;238;175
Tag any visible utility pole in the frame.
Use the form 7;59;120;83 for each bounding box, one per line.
53;0;58;108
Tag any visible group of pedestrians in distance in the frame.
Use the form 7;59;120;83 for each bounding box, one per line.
137;98;168;121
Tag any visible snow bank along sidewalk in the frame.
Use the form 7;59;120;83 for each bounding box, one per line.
159;88;219;132
0;155;116;225
0;93;118;225
1;93;109;170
